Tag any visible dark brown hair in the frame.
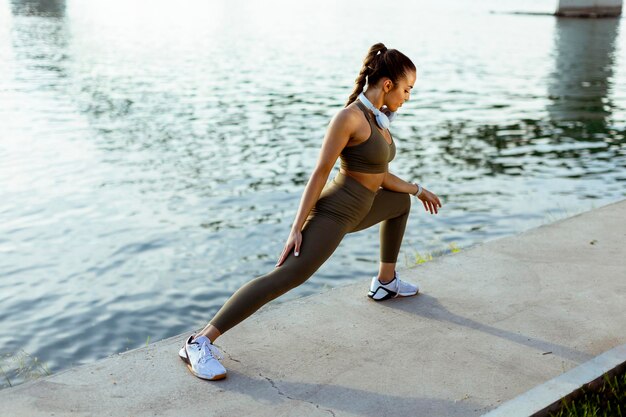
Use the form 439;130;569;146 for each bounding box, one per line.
345;43;416;107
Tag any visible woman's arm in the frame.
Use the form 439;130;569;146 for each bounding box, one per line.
382;171;443;215
275;109;357;266
381;171;418;194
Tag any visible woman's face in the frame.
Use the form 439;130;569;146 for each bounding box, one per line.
384;70;416;112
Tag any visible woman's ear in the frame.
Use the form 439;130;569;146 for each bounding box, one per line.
383;78;394;93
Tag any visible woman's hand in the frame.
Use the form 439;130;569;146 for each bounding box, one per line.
275;229;302;267
418;188;442;214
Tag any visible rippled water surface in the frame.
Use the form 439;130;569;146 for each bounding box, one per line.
1;0;625;387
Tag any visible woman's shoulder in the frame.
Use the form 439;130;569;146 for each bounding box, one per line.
328;103;363;131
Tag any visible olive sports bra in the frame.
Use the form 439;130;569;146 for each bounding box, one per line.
340;100;396;174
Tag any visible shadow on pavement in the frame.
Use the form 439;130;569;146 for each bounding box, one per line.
377;293;593;363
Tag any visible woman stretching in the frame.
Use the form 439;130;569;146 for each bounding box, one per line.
179;43;442;380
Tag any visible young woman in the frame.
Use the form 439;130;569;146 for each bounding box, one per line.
179;43;442;380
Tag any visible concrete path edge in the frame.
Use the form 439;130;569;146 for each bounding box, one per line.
482;343;626;417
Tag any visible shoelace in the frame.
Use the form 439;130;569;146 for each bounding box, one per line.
397;277;418;296
197;341;224;364
394;272;415;297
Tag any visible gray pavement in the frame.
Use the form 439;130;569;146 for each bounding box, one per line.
1;199;625;417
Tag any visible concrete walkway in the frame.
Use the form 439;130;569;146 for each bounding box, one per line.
1;200;625;417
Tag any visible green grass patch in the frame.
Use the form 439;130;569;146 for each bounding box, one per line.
404;242;461;268
1;350;51;389
548;367;626;417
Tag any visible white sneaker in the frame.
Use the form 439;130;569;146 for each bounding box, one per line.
367;271;419;301
179;335;227;380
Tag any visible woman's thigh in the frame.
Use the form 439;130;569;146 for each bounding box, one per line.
348;189;411;234
274;214;348;287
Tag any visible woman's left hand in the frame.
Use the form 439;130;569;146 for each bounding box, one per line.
418;188;442;214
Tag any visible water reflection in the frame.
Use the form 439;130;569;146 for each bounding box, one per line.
10;0;69;78
10;0;65;17
430;15;625;185
547;16;620;124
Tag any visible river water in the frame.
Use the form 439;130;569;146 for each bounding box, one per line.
1;0;625;387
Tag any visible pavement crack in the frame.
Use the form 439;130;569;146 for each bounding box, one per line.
261;374;292;399
260;373;336;416
220;348;241;364
318;405;336;417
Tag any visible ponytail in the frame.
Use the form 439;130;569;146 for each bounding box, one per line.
345;43;416;107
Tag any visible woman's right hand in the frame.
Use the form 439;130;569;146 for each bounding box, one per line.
275;229;302;267
418;188;442;215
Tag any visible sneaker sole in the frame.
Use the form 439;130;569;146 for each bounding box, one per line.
367;289;419;301
186;363;227;381
179;346;227;381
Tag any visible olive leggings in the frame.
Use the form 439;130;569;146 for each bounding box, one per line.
210;172;411;334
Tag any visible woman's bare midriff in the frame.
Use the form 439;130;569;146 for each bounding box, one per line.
340;168;385;193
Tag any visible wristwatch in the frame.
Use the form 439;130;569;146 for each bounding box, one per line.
412;183;423;197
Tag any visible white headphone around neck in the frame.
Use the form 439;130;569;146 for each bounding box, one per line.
358;92;397;130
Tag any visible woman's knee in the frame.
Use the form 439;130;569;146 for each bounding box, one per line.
383;189;411;213
400;191;411;212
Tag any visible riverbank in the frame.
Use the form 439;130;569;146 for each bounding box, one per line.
1;199;624;416
3;0;625;374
